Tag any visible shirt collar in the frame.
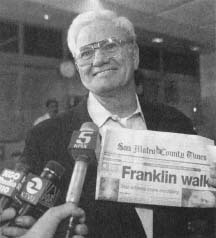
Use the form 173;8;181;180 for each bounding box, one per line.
87;92;144;128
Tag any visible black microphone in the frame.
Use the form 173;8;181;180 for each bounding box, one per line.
7;160;65;225
65;122;99;238
0;163;30;213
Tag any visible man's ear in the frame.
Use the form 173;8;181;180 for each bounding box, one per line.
133;43;139;70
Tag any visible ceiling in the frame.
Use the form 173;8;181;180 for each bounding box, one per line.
0;0;215;53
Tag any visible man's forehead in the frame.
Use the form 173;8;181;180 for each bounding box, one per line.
76;22;127;48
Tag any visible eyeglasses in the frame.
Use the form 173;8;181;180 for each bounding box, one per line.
75;37;134;67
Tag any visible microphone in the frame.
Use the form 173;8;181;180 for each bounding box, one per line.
0;163;30;212
65;122;99;238
7;160;65;225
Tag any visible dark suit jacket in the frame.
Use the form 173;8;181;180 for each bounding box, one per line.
20;97;214;238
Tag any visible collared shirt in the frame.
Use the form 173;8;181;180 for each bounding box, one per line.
87;92;152;238
88;92;147;136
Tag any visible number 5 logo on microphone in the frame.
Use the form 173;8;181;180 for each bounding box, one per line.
76;131;93;144
69;130;97;150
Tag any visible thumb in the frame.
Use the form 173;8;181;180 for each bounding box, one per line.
21;203;84;238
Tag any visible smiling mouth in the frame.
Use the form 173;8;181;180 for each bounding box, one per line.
94;69;116;76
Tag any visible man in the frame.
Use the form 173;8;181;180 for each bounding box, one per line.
33;98;59;126
0;9;214;238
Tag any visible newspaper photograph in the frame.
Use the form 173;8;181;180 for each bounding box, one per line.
96;127;216;208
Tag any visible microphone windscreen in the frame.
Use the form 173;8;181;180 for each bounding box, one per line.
68;122;99;161
44;160;65;178
80;122;98;132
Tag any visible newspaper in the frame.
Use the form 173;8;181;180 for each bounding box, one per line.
95;127;216;208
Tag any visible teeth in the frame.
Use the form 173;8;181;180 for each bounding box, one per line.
96;69;112;76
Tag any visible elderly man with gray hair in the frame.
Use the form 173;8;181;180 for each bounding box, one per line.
1;9;214;238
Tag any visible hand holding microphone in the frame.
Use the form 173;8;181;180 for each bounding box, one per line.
0;207;36;237
0;122;98;238
13;160;65;219
0;160;65;237
6;122;98;238
19;203;88;238
0;203;88;238
65;122;99;238
0;163;34;237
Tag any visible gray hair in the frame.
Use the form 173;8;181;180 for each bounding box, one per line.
67;10;136;57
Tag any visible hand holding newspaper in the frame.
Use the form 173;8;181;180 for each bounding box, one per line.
95;128;216;208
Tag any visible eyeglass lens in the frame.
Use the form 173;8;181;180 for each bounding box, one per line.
76;38;125;66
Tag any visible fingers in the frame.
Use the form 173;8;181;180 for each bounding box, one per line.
1;226;27;237
208;177;216;187
78;212;86;224
74;223;88;236
14;216;36;228
0;208;36;238
24;203;87;238
47;203;85;223
208;164;216;187
210;165;216;178
0;208;16;223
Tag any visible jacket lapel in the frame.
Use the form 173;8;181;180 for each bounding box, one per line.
140;101;159;131
73;96;92;126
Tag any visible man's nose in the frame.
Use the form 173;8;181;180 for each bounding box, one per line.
92;49;108;66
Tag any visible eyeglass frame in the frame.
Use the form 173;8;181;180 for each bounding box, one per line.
74;37;135;67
